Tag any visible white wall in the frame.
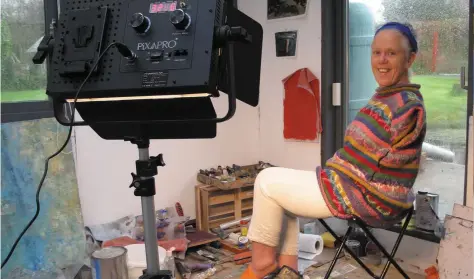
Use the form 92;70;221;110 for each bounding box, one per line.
74;96;259;226
239;0;323;170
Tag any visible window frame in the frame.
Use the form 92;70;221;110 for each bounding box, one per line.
1;101;54;123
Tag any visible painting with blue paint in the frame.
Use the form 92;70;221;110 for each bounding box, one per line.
1;118;85;278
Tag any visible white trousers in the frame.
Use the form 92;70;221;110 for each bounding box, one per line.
247;167;333;255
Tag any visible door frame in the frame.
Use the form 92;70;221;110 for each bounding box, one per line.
321;0;348;164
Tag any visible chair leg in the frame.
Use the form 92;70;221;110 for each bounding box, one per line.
355;212;413;279
323;226;352;279
318;220;377;278
379;209;414;279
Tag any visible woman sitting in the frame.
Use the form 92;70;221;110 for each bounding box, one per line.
241;22;426;279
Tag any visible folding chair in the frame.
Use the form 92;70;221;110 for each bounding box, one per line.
317;207;414;279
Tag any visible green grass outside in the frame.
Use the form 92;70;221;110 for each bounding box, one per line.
1;75;468;128
1;89;47;103
411;75;468;129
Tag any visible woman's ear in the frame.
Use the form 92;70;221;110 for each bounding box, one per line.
407;52;417;67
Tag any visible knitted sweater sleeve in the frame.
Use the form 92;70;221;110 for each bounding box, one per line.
376;98;427;192
390;100;426;150
324;98;394;182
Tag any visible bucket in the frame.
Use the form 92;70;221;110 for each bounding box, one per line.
126;244;167;278
415;191;440;231
91;246;129;279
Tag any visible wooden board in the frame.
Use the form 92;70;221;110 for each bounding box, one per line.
437;214;473;279
452;203;473;222
220;239;250;254
186;230;220;248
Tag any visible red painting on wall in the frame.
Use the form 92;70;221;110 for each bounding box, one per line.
282;68;322;141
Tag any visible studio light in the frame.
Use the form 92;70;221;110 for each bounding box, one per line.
1;0;263;278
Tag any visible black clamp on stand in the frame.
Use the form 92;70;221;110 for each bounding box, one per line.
125;137;172;279
33;19;56;65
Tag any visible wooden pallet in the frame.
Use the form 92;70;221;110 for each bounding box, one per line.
195;184;253;232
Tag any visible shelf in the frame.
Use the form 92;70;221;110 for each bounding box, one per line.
384;225;441;243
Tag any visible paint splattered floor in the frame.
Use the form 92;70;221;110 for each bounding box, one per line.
303;258;424;279
169;250;425;279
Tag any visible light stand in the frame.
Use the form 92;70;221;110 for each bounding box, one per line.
125;137;170;279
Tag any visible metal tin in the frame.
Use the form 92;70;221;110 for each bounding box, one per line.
415;191;440;231
91;246;129;279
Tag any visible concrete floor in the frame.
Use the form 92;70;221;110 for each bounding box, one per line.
196;247;426;278
301;248;425;279
415;159;465;219
304;257;424;279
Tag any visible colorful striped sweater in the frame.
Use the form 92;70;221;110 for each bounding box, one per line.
316;83;426;227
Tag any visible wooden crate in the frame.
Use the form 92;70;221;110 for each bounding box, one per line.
195;183;253;232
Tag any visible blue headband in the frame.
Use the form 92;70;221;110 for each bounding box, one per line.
375;22;418;53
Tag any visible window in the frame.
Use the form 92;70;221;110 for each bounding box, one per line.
1;0;53;123
1;1;84;276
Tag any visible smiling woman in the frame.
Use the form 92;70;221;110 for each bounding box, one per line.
346;0;471;223
240;21;427;279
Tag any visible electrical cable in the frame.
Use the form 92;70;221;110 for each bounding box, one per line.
1;42;124;269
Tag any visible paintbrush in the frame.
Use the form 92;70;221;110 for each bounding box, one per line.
202;245;233;257
187;252;214;263
175;261;191;279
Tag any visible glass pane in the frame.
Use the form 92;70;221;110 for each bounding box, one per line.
1;0;48;103
348;0;469;219
1;118;84;276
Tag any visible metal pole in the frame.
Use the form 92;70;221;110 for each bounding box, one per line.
138;147;160;275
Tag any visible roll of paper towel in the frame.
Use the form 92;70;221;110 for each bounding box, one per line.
298;233;324;260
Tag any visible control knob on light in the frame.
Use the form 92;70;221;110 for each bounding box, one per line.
169;9;191;30
130;12;151;34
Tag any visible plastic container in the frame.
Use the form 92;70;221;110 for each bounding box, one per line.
344;240;361;260
163;247;176;278
240;220;249;236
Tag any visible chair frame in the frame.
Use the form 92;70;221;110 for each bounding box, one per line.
318;207;414;279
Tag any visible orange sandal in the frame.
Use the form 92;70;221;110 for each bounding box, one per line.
240;266;259;279
240;265;302;279
240;263;279;279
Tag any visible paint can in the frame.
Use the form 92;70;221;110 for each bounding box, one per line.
415;191;439;231
238;235;249;248
91;246;129;279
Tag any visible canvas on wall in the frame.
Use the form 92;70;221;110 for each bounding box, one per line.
282;68;322;142
1;118;85;278
267;0;308;20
